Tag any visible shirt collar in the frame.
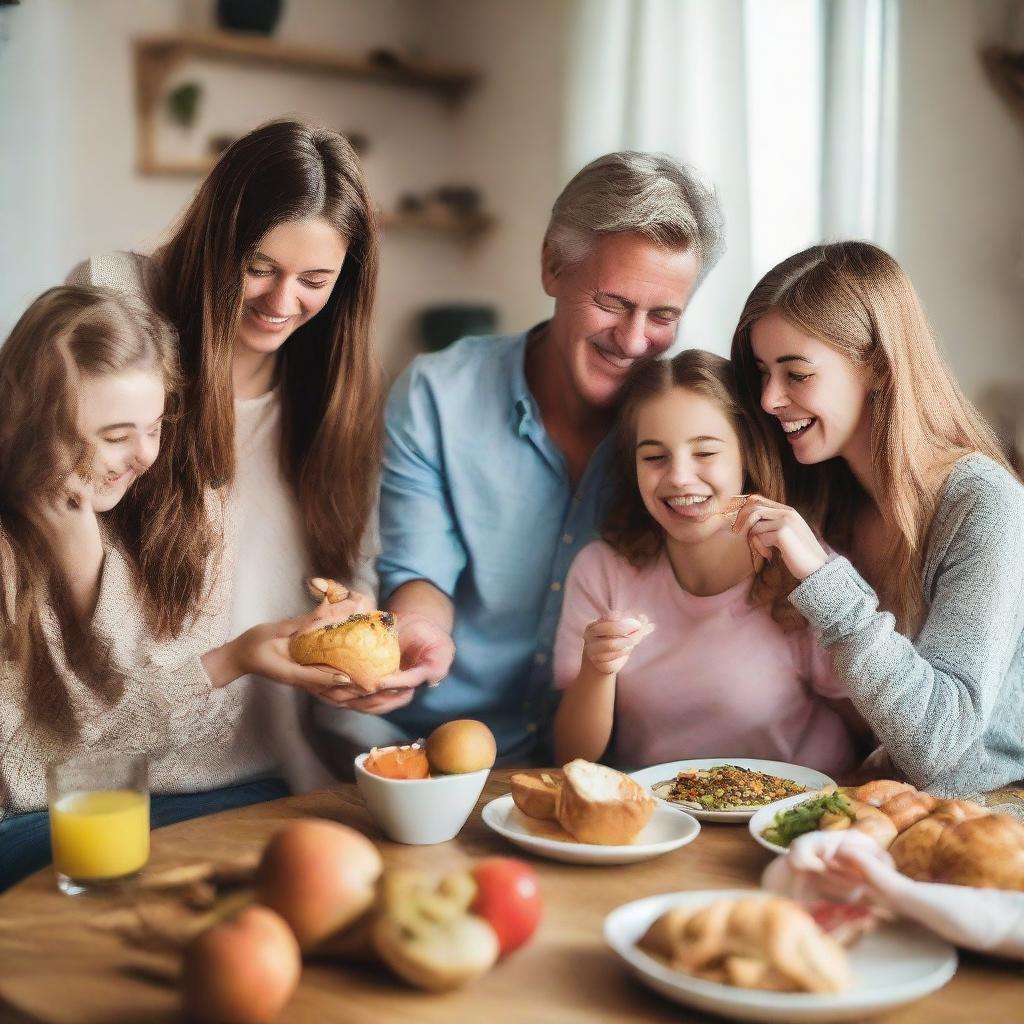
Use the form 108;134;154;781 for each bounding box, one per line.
510;321;549;437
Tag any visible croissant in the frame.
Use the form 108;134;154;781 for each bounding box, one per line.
890;800;988;881
847;799;898;849
930;814;1024;891
846;779;916;807
881;791;937;833
638;897;851;994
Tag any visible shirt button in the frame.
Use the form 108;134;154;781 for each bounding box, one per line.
562;533;573;544
526;722;538;734
534;652;548;666
550;581;562;592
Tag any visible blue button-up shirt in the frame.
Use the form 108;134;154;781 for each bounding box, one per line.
377;330;613;761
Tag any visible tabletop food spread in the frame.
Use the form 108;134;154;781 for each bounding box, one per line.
1;731;1022;1024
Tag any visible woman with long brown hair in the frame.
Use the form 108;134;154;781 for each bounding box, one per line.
0;286;304;890
730;240;1024;797
552;349;865;771
71;119;389;790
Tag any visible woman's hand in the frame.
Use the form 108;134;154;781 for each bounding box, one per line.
204;610;352;695
311;611;455;715
582;613;654;676
732;495;829;580
28;474;104;619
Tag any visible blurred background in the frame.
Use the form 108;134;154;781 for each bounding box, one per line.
1;0;1022;453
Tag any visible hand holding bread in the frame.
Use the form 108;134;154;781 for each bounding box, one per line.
289;611;401;694
582;613;654;675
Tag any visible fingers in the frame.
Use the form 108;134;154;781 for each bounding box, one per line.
331;687;416;714
377;666;439;690
584;612;654;640
285;664;355;692
306;576;350;603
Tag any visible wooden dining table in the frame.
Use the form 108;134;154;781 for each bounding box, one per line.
0;770;1019;1023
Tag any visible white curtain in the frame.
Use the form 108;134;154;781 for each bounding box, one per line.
562;0;900;356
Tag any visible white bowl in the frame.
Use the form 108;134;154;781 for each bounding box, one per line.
353;752;489;845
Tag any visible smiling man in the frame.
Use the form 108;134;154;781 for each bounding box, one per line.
325;152;725;762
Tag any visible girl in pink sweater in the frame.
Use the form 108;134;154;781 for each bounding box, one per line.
553;349;863;774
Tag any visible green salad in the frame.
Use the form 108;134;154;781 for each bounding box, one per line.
761;792;854;847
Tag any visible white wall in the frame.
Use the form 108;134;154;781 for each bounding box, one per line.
0;0;565;373
893;0;1024;411
4;0;1022;402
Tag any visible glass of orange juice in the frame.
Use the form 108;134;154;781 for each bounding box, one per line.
47;754;150;895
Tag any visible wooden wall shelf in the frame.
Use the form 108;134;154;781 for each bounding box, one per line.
133;30;480;181
981;46;1024;129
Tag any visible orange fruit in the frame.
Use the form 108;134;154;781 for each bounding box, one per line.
364;744;430;780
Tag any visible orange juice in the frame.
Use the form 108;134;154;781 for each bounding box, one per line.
49;789;150;881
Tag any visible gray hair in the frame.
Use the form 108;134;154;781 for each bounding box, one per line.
544;151;725;284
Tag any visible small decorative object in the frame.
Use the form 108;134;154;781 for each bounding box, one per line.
166;82;202;129
397;192;425;214
435;185;482;216
420;304;497;353
216;0;284;35
367;48;402;70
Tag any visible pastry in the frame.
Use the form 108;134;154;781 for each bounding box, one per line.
879;790;937;833
556;760;654;845
289;611;400;693
510;772;561;821
931;814;1024;891
639;896;851;994
890;799;987;881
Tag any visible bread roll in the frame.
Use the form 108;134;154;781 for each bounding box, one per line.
890;800;988;881
881;791;936;833
556;760;654;845
510;772;561;820
847;780;916;807
289;611;400;693
931;814;1024;891
848;799;898;849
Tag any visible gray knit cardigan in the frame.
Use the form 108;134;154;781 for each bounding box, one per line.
790;454;1024;797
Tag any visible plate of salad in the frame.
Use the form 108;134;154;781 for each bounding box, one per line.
749;790;857;854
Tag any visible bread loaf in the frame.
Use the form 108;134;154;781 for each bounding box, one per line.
556;760;654;845
510;772;561;821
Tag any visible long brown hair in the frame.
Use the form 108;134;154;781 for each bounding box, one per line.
603;349;801;627
153;119;384;581
731;241;1012;633
0;286;180;748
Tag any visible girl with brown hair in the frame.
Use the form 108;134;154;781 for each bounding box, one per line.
552;349;863;772
0;286;316;890
730;240;1024;797
70;119;391;790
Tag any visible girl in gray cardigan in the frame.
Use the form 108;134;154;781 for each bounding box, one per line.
729;241;1024;798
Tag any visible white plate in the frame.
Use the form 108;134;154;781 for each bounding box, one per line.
749;792;826;855
605;889;958;1023
629;758;836;822
480;794;700;865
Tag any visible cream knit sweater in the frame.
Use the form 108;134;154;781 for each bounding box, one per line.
1;494;276;814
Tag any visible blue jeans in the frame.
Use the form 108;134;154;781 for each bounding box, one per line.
0;777;289;893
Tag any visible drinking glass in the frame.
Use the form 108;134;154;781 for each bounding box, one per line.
46;753;150;895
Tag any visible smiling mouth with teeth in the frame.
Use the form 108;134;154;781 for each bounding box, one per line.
251;309;291;324
781;417;816;440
